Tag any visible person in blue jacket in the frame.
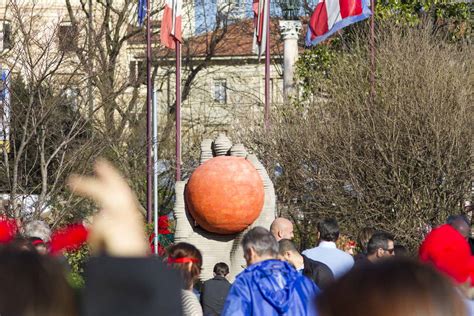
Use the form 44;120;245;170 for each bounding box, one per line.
222;227;320;316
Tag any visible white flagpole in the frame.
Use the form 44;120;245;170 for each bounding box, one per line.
152;89;159;255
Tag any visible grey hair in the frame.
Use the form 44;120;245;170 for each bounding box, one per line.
23;220;52;242
242;226;279;258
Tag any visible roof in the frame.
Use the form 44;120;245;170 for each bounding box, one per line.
131;18;308;60
179;19;284;58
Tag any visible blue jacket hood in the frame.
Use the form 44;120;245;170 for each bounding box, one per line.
222;259;319;316
246;259;301;313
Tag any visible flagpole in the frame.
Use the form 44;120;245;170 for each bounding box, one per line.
146;0;153;223
152;88;159;255
175;40;182;182
264;0;270;131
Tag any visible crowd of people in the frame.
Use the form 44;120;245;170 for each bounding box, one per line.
0;160;473;316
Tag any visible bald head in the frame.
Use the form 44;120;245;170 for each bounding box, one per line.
270;218;294;241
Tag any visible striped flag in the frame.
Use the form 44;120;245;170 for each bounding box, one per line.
0;67;11;151
252;0;269;57
160;0;183;49
137;0;147;26
306;0;371;46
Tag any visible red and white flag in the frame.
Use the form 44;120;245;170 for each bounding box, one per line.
161;0;182;49
306;0;371;46
252;0;269;57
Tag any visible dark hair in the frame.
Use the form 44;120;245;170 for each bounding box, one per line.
367;231;394;255
318;219;340;242
446;214;469;226
168;242;202;290
278;238;298;255
318;259;466;316
8;237;37;253
0;245;77;316
357;227;375;254
242;227;278;258
213;262;229;277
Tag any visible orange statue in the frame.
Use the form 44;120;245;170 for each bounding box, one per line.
174;134;276;281
185;156;264;234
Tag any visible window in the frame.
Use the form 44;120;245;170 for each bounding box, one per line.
58;24;78;52
129;60;146;85
217;0;243;19
137;60;146;84
128;61;136;84
62;87;79;111
213;79;227;104
0;22;12;51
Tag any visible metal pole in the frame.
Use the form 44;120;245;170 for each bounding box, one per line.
370;0;375;103
146;0;153;223
264;0;271;131
175;41;182;181
152;89;159;255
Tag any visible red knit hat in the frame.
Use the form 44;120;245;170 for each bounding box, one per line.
419;224;474;285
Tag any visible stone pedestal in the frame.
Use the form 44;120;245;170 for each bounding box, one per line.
279;20;302;100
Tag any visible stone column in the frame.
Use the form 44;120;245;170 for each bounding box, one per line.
279;20;302;100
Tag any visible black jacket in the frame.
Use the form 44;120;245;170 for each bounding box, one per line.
82;256;182;316
302;255;334;290
200;275;231;316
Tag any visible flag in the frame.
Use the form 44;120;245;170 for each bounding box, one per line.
0;67;11;151
160;0;182;49
306;0;371;46
137;0;147;27
252;0;269;57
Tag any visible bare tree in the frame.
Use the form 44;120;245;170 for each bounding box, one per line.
0;0;97;223
244;22;473;250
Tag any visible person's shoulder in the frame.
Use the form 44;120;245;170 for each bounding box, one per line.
221;277;232;285
211;276;231;287
353;256;372;269
182;290;200;305
302;247;318;255
305;255;331;270
233;270;252;285
181;290;202;316
203;278;212;284
353;253;366;262
341;250;355;262
204;276;224;283
295;273;320;295
331;248;354;261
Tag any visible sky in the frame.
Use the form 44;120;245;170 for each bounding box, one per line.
193;0;286;34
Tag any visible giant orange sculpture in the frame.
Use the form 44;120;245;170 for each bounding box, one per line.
185;156;264;234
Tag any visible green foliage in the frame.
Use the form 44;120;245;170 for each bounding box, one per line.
295;45;337;100
296;1;471;100
64;246;90;289
67;271;85;289
376;0;471;24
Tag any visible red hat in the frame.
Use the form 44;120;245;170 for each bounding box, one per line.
49;224;88;255
0;218;18;243
419;224;474;285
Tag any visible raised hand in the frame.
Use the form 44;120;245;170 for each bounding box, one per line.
67;160;148;257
